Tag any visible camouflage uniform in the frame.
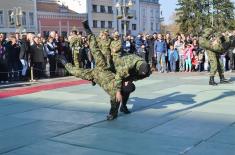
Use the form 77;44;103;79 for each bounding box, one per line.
199;29;231;85
69;35;82;67
98;32;112;68
111;44;149;113
65;35;121;101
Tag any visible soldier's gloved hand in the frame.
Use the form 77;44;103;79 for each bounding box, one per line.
115;91;122;103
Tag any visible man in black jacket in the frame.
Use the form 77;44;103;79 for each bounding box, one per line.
19;34;30;81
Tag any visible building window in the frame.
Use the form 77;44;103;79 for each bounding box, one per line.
101;21;105;28
0;10;3;25
132;24;136;31
92;5;97;12
151;22;153;31
108;6;113;14
8;10;14;25
22;11;26;26
93;20;97;28
29;12;34;26
156;23;158;31
108;21;112;28
151;9;154;18
100;5;106;13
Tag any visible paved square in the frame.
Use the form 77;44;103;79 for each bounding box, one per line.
0;73;235;154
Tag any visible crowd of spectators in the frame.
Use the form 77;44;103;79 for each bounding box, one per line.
0;30;235;84
123;31;235;73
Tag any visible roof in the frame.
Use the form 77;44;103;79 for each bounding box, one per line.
37;2;77;14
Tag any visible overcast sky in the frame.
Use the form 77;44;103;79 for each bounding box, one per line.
159;0;235;24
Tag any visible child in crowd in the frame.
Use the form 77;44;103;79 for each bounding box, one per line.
168;44;178;72
192;50;199;71
183;44;194;72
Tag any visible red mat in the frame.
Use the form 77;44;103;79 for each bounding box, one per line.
0;80;89;99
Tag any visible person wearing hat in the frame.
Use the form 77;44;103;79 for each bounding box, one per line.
98;29;112;69
199;28;232;85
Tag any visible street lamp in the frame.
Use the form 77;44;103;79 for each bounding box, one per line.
10;7;23;33
115;0;134;37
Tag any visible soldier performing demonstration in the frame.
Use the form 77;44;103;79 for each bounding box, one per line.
199;28;233;85
57;20;151;120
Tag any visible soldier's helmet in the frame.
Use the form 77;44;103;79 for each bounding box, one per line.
202;28;214;38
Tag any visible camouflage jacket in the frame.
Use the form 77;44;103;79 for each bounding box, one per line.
98;38;112;55
113;54;145;86
69;35;82;67
110;39;122;57
199;36;231;54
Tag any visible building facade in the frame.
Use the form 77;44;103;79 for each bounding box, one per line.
139;0;161;34
87;0;161;36
37;0;86;37
87;0;116;35
0;0;37;34
113;0;140;36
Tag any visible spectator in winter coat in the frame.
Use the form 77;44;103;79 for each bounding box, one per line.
168;44;178;72
183;44;194;72
30;36;45;79
46;36;57;77
135;34;143;54
19;34;30;80
6;35;21;81
0;33;8;83
154;33;167;73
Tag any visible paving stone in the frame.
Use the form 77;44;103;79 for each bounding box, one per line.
0;102;55;116
52;127;199;155
13;108;105;124
0;116;36;131
3;140;126;155
94;108;190;133
208;124;235;145
146;111;235;140
186;142;235;155
51;101;110;114
0;120;82;154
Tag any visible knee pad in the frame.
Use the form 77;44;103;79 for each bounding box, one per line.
122;82;136;94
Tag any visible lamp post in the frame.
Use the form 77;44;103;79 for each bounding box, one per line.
10;7;23;34
115;0;133;37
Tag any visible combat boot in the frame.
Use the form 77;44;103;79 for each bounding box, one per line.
120;93;131;114
107;100;120;121
91;81;96;86
55;55;68;66
120;105;131;114
209;76;218;86
82;20;93;35
219;75;231;84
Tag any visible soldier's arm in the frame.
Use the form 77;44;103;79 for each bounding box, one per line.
200;38;223;54
112;41;122;53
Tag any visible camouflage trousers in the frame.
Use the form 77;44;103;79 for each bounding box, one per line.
65;64;118;100
207;50;224;76
64;34;120;101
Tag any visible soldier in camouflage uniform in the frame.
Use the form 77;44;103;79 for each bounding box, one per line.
199;28;232;85
69;33;83;68
58;34;123;120
109;31;152;113
58;21;151;120
98;29;113;68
